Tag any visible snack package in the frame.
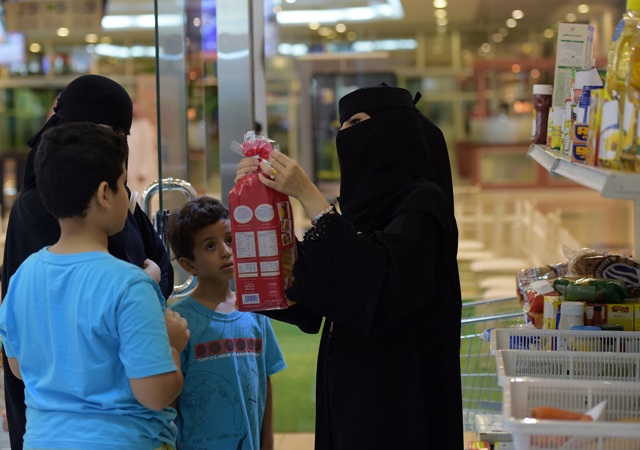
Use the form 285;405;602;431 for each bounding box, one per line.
524;279;557;328
516;263;567;328
553;277;627;303
228;131;295;311
564;246;640;298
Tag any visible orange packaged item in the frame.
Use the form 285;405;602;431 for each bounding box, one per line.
229;131;295;311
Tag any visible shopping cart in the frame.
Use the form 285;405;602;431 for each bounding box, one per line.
460;296;525;431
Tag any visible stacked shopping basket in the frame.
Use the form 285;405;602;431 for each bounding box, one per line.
490;328;640;450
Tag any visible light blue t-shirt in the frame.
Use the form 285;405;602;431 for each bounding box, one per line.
169;296;286;450
0;248;178;449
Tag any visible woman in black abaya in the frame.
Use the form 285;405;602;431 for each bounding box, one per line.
235;84;462;449
1;74;174;450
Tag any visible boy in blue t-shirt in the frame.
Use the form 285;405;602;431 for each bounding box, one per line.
167;196;286;450
0;122;190;449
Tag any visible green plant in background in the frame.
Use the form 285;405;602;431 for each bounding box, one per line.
270;318;321;432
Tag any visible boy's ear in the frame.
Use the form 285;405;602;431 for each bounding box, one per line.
95;181;111;209
178;256;197;276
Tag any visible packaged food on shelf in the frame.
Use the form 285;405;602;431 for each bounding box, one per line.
552;23;595;107
543;296;562;330
565;247;640;297
606;303;635;330
585;87;604;165
557;301;585;330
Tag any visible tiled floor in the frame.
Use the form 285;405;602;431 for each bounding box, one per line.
274;432;480;450
274;433;315;450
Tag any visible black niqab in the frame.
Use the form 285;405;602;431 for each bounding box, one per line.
336;84;456;234
23;74;133;190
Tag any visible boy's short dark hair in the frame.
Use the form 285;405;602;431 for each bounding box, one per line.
35;122;129;219
167;196;230;261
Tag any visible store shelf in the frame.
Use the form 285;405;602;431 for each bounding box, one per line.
528;144;640;200
528;144;640;258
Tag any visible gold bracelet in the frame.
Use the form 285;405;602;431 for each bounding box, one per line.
311;204;336;226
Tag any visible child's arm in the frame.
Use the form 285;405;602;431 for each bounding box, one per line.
129;310;189;411
129;347;183;410
6;357;21;379
260;376;274;450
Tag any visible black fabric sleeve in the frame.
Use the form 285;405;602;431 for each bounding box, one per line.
286;210;440;338
131;203;174;299
2;188;60;298
257;304;323;334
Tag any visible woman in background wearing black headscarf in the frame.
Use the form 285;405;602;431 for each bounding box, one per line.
235;84;462;449
1;74;174;450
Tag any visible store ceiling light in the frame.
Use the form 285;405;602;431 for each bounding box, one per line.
102;14;183;29
275;0;403;25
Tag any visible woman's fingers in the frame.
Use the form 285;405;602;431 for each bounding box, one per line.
269;150;288;168
234;157;260;183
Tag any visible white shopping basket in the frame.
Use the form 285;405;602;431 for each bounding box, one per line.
503;377;640;450
490;328;640;354
495;350;640;385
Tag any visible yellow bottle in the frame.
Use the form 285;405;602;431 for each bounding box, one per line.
622;29;640;172
605;0;640;107
601;0;640;169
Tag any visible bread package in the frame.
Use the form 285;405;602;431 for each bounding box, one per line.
229;131;295;311
566;247;640;298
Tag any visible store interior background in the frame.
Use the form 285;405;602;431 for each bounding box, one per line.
0;0;636;440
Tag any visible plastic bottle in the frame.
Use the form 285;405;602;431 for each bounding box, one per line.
602;0;640;168
621;25;640;172
550;107;565;152
605;0;640;108
591;305;604;326
563;97;576;156
531;84;553;146
558;301;585;330
585;88;604;166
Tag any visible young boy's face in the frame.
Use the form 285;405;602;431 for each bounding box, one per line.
188;219;234;283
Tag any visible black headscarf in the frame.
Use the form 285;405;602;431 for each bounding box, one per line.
336;84;456;234
23;74;133;190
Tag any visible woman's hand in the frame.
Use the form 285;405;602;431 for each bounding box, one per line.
234;157;260;184
256;150;316;200
234;150;333;224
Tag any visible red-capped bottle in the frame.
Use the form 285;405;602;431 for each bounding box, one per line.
531;84;553;145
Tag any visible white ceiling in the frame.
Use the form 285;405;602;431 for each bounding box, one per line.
12;0;629;49
272;0;624;40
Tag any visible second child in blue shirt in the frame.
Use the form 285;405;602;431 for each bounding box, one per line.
167;196;286;450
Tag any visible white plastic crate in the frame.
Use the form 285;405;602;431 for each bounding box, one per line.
496;350;640;385
490;328;640;354
503;378;640;450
